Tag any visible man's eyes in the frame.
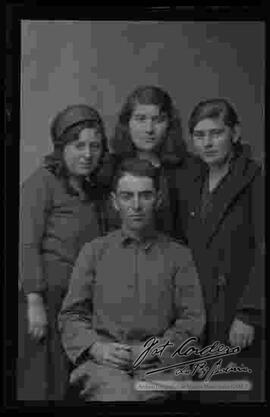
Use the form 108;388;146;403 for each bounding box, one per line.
119;192;154;200
193;132;204;139
119;193;132;200
141;192;155;199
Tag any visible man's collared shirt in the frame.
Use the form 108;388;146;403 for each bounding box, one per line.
59;229;205;365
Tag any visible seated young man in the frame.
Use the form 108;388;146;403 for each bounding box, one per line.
58;158;205;402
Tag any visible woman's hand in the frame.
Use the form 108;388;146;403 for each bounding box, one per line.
27;293;47;341
229;318;254;349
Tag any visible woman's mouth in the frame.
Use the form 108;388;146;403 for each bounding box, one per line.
204;151;217;157
80;162;92;169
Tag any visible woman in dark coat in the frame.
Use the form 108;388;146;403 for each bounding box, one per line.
18;104;112;401
107;85;202;241
181;98;264;402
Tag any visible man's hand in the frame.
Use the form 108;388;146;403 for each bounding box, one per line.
27;294;47;341
229;318;254;349
90;342;131;369
131;343;160;369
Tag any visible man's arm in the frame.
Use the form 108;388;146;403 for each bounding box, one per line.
58;241;131;368
162;246;205;348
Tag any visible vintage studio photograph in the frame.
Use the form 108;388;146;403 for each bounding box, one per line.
16;17;265;405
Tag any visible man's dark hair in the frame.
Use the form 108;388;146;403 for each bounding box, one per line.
112;158;161;192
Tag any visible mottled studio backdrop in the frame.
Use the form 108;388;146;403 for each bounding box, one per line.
20;21;265;183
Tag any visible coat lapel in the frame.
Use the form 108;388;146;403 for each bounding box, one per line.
199;155;259;248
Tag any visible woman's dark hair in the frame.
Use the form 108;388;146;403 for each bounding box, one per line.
110;85;186;165
188;98;240;134
112;158;161;192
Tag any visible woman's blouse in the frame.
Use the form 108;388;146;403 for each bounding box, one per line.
20;166;102;294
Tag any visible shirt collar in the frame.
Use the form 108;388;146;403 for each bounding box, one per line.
120;227;159;251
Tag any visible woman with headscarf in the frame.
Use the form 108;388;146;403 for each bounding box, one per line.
18;104;112;401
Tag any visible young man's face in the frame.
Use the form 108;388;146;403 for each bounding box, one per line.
112;173;161;233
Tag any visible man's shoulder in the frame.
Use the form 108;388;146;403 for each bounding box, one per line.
162;236;195;270
82;230;122;254
158;233;192;256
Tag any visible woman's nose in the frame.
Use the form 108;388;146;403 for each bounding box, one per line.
145;119;154;132
204;133;213;147
83;146;92;158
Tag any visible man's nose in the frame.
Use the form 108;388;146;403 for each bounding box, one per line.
132;195;141;210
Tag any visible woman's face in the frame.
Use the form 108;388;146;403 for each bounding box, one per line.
128;104;168;153
191;117;238;167
63;128;103;177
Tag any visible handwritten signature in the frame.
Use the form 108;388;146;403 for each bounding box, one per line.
132;336;252;381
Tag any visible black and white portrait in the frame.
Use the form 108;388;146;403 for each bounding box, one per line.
5;6;265;408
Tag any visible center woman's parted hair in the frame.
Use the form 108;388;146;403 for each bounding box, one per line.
110;85;186;165
112;158;161;192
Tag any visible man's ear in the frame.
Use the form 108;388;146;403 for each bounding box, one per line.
155;190;163;211
232;124;241;144
111;191;119;212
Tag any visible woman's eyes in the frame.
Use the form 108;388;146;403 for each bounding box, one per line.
211;129;224;136
75;143;101;151
75;143;85;150
133;115;166;123
193;129;225;139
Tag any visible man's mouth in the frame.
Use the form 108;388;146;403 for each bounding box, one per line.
130;215;144;220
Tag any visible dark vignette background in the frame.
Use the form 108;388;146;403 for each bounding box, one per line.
3;3;268;414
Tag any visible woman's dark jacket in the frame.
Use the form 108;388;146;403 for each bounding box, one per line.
178;144;264;343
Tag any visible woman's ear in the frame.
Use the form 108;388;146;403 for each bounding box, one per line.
111;191;119;212
232;124;241;144
189;132;199;156
155;190;163;211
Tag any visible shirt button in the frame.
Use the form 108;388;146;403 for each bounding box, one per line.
190;211;195;217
